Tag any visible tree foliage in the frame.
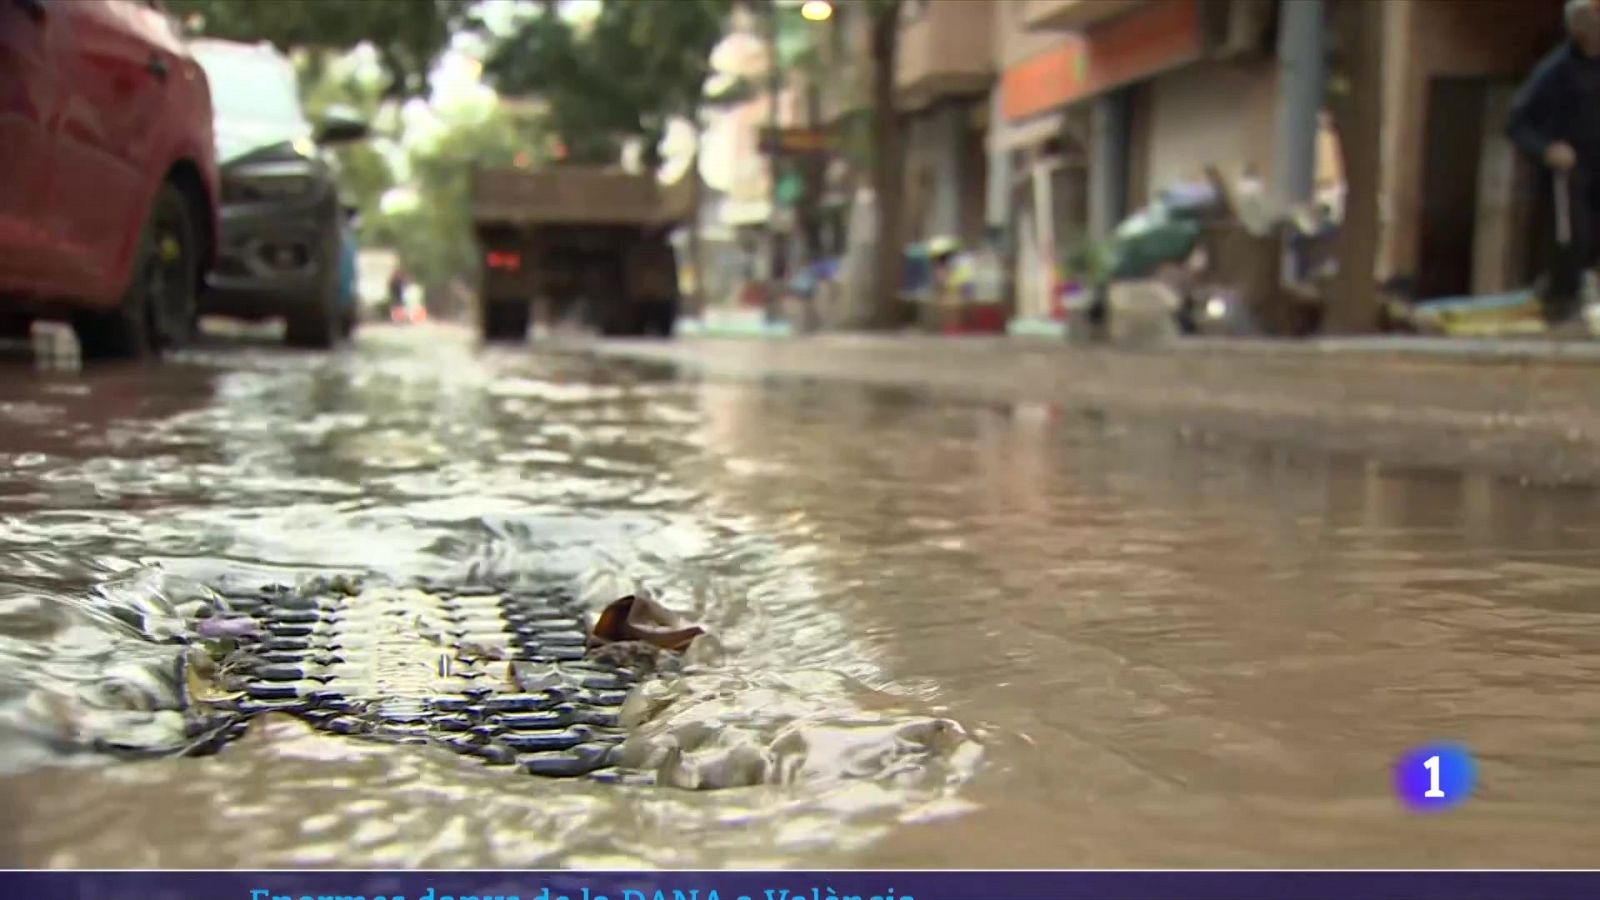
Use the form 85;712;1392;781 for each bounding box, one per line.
367;104;551;293
298;58;396;222
483;0;733;168
862;0;906;327
166;0;473;97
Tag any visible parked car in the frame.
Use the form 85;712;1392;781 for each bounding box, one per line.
187;39;368;348
0;0;221;359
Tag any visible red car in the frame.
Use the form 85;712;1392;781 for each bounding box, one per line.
0;0;220;359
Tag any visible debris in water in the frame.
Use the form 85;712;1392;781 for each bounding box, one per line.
303;574;361;596
196;616;260;640
586;640;686;678
184;649;243;704
588;593;705;653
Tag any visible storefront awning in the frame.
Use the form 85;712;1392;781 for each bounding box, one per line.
1000;0;1202;123
990;112;1067;153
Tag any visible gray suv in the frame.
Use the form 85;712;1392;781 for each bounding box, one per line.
190;39;367;347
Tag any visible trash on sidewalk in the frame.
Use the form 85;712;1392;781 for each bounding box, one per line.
1103;196;1206;283
1399;289;1545;336
1106;279;1185;346
1065;165;1334;341
1392;287;1600;339
902;237;1008;335
1190;165;1334;337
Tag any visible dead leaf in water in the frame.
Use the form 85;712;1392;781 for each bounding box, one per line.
589;594;705;652
184;649;242;704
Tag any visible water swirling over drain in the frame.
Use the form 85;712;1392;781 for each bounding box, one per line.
0;334;981;866
0;566;221;772
23;328;1600;867
0;563;983;867
616;670;980;791
4;565;981;791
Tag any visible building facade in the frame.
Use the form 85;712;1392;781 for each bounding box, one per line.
895;0;994;248
752;0;1574;332
997;0;1575;326
1368;0;1568;300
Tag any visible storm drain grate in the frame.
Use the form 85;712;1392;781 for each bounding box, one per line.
199;582;647;781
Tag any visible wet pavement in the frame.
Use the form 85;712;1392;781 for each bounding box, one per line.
600;334;1600;486
3;322;1600;867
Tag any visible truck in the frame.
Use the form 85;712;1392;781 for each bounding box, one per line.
469;165;693;341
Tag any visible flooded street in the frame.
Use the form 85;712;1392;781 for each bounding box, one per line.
3;323;1600;868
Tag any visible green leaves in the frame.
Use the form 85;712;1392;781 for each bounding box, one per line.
167;0;474;98
366;102;550;292
482;0;734;168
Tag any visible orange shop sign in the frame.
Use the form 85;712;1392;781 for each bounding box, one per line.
1001;0;1202;122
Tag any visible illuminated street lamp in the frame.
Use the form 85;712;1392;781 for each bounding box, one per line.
799;0;833;22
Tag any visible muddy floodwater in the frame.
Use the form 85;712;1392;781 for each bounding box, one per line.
3;324;1600;868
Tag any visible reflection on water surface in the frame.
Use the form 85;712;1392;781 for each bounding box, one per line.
2;326;1599;867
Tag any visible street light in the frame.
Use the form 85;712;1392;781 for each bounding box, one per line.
799;0;833;22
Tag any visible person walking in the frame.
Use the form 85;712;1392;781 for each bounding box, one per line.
1506;0;1600;333
387;267;408;321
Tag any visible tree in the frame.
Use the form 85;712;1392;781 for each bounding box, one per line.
482;0;734;168
1323;0;1384;333
367;103;552;295
299;56;396;222
484;0;734;314
863;0;905;328
165;0;474;97
483;11;627;164
765;1;833;278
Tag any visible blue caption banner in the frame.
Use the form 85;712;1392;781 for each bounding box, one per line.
0;871;1597;900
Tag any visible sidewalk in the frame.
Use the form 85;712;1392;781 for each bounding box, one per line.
591;333;1600;485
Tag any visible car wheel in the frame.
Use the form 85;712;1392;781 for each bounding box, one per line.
74;182;196;361
284;231;342;349
480;298;529;342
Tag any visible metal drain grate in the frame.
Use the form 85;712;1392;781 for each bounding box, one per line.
199;581;646;780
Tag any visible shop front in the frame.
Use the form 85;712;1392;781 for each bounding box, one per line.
996;0;1209;335
1374;0;1571;305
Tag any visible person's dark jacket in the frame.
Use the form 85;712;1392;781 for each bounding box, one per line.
1506;42;1600;167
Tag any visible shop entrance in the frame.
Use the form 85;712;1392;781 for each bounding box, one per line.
1416;76;1492;300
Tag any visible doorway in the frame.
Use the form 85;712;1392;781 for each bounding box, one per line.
1415;76;1489;300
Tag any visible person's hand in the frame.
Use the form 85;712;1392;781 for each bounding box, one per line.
1546;141;1578;172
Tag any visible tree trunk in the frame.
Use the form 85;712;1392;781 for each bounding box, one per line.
867;3;905;329
1323;0;1385;333
798;82;826;267
688;138;707;316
